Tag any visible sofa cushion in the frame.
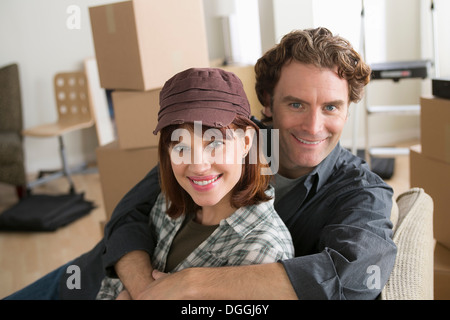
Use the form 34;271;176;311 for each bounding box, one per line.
381;188;434;300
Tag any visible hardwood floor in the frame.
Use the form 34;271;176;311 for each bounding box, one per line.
0;141;416;299
0;171;106;299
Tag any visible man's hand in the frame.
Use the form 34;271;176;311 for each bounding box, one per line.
116;289;132;300
134;269;197;300
152;269;168;280
135;263;298;300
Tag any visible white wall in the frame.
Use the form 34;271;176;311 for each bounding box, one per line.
272;0;314;42
421;0;450;78
0;0;123;174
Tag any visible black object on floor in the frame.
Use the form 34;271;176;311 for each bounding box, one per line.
0;192;95;232
356;149;395;180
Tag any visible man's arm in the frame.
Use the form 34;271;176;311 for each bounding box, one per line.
115;250;154;299
135;180;395;300
139;262;298;300
282;183;397;300
102;166;161;284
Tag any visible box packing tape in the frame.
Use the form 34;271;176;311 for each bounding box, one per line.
106;5;116;34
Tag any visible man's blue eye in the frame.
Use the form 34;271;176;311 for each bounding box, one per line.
325;105;336;111
291;102;301;109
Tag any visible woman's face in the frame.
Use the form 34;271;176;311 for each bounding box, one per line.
169;124;253;221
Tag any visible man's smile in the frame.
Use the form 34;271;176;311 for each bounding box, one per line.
291;133;328;146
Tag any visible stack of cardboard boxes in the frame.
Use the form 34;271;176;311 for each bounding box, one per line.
88;0;210;220
88;0;264;221
410;96;450;299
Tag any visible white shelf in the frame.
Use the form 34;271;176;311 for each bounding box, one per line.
368;147;410;157
367;104;420;115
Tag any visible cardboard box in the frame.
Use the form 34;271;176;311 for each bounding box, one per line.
96;141;158;219
420;96;450;164
435;242;450;300
89;0;209;90
112;89;161;150
410;145;450;249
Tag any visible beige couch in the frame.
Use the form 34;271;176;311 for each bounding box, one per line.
381;188;434;300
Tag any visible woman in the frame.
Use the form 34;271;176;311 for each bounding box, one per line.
96;68;293;299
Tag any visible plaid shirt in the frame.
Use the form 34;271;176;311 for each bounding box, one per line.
96;186;293;299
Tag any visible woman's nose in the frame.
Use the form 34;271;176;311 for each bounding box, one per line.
189;148;212;174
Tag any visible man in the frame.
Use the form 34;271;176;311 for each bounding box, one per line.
6;27;396;300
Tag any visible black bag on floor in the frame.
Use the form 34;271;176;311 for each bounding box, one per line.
355;149;395;180
0;192;95;232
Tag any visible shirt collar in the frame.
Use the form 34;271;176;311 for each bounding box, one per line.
222;185;275;237
273;143;344;222
305;142;343;192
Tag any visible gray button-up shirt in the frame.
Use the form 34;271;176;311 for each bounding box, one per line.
276;142;396;299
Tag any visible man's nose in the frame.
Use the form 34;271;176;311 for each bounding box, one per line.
301;109;323;135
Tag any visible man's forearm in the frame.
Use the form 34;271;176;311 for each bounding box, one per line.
190;262;297;299
142;262;298;300
115;250;154;299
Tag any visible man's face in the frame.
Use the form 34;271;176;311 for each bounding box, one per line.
264;61;349;179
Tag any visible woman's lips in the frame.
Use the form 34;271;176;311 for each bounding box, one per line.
188;174;222;191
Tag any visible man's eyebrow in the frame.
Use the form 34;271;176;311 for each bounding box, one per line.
281;95;309;105
281;96;346;107
324;100;346;107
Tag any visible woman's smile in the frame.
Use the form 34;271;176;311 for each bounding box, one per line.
188;174;222;190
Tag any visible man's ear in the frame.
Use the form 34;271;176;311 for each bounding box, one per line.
262;93;273;118
263;105;273;118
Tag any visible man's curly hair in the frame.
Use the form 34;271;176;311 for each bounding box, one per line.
255;27;371;120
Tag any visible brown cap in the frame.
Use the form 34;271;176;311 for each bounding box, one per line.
153;68;250;135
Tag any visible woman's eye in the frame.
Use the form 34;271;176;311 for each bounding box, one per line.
172;145;190;153
207;140;224;149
